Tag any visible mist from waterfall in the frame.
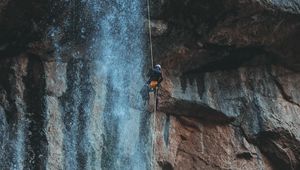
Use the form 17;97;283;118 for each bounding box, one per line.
93;0;151;169
0;0;151;169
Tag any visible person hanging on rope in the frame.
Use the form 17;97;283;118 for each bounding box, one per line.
140;64;163;102
147;64;163;91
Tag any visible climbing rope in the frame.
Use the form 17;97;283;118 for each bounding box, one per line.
147;0;154;68
146;0;157;168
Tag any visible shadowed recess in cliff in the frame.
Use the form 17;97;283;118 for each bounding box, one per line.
93;0;151;169
0;56;48;169
256;129;300;170
23;56;47;170
159;99;234;124
60;57;97;169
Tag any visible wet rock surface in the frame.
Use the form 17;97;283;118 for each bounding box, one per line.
256;0;300;14
0;0;300;169
0;1;104;169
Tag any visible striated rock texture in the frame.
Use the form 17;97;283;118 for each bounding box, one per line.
0;1;104;169
0;0;300;170
151;0;300;169
0;0;150;169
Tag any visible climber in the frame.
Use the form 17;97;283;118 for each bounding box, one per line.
140;64;163;101
147;64;163;91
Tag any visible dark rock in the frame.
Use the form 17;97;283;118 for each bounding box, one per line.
153;0;300;169
257;0;300;14
0;0;300;169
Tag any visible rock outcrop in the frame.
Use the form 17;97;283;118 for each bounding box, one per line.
151;0;300;169
0;1;104;169
0;0;300;170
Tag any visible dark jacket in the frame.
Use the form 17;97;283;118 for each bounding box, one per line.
147;68;163;84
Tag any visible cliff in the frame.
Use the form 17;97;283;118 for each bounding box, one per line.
151;0;300;169
0;0;300;169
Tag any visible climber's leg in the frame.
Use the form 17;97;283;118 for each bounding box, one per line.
147;91;155;113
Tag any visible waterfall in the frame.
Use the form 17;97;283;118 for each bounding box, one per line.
58;0;152;168
0;0;152;169
93;0;151;169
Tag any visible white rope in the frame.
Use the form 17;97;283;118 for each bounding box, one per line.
147;0;154;68
147;0;157;169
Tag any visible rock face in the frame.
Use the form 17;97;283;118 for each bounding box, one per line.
0;0;150;169
154;114;274;170
256;0;300;14
0;1;104;169
0;0;300;170
151;0;300;169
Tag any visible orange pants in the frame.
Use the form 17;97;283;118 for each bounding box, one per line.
149;81;158;89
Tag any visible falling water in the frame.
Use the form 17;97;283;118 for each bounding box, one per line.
93;0;151;169
0;0;152;169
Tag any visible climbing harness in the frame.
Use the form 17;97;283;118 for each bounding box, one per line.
146;0;157;168
149;81;158;89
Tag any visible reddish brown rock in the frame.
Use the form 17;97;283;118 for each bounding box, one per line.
152;0;300;169
153;113;274;170
0;0;300;169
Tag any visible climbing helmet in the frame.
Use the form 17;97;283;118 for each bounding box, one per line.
155;64;161;70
